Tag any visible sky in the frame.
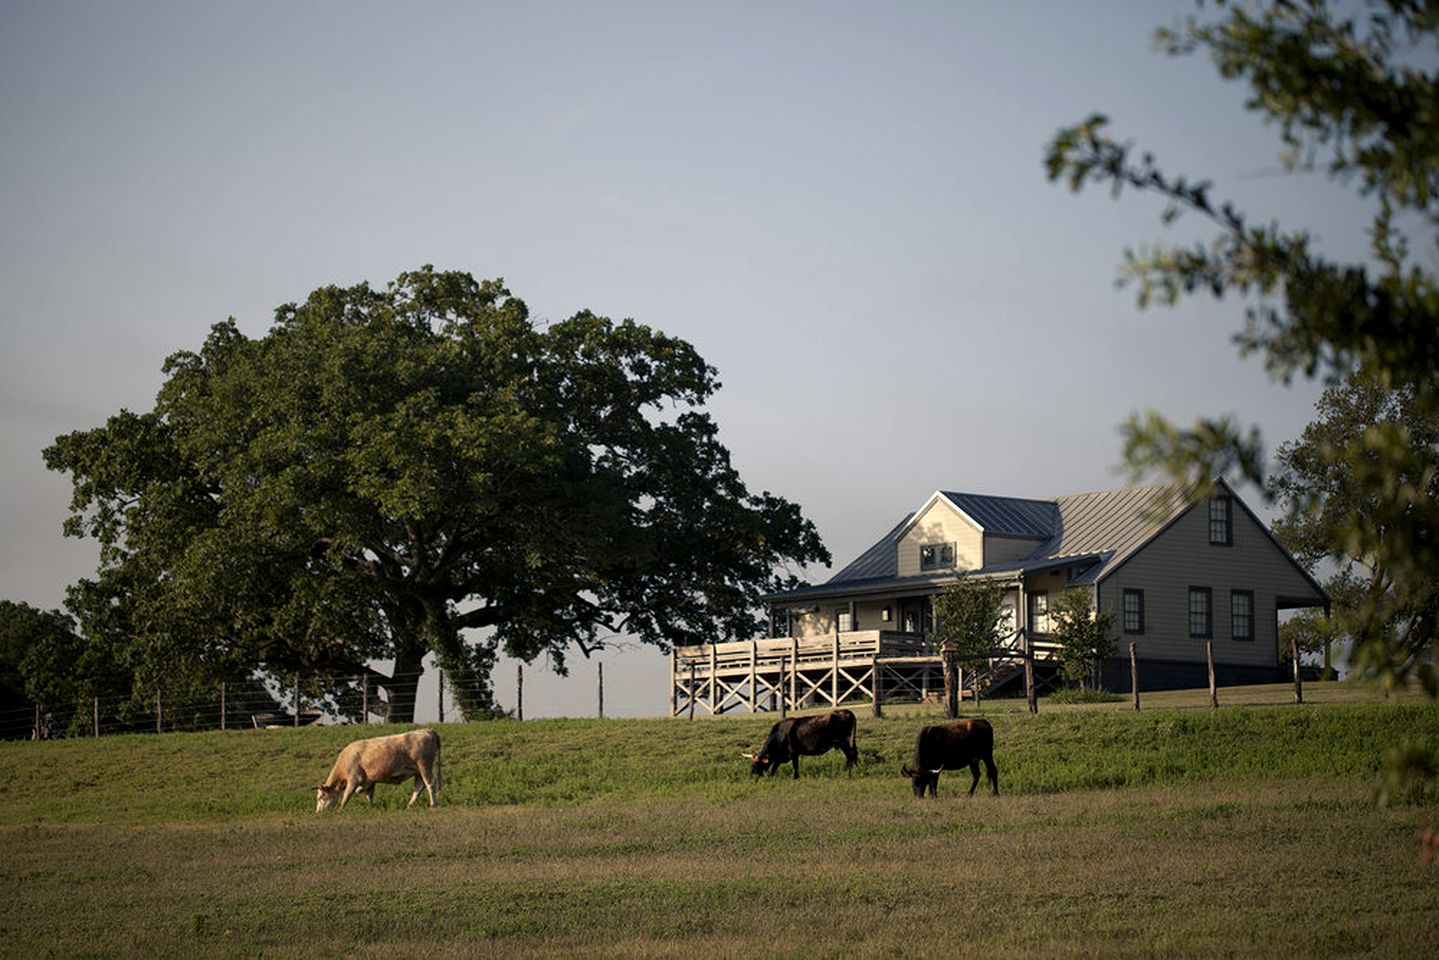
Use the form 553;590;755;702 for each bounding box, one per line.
0;1;1374;720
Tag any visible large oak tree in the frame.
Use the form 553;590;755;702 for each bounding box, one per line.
45;267;829;721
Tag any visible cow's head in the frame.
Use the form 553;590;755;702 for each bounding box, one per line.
315;784;341;813
741;751;774;776
900;764;940;798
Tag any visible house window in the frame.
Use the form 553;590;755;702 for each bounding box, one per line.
1209;496;1233;545
836;609;853;632
1028;591;1050;635
920;542;956;571
1231;590;1254;641
1123;589;1145;635
1188;587;1213;639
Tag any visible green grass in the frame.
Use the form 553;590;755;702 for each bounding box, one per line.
1;684;1437;957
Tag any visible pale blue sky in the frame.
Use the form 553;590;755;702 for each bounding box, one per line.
0;1;1368;716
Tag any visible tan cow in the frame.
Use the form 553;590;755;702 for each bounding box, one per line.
314;728;442;812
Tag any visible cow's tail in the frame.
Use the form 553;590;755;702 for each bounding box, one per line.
846;715;859;769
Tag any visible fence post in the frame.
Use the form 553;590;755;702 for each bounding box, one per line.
361;675;369;724
33;704;40;740
1130;642;1140;711
93;697;99;738
779;655;788;719
438;668;445;724
943;648;958;719
687;663;696;721
872;655;883;718
597;662;604;719
1292;634;1304;705
517;663;524;722
1207;641;1218;708
790;637;799;709
156;686;162;734
220;682;226;731
670;650;677;717
831;630;840;707
1025;652;1037;715
748;643;757;713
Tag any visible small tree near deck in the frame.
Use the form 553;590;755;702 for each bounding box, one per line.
931;578;1011;698
1052;589;1116;691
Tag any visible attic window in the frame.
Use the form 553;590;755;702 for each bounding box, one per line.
920;542;956;571
1209;496;1233;545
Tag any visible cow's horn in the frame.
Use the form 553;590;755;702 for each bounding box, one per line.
929;768;944;774
740;752;756;760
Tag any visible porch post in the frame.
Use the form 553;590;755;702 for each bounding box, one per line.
831;628;840;706
790;637;799;709
709;644;718;715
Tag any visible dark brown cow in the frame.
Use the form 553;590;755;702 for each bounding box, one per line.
744;709;859;779
900;718;998;798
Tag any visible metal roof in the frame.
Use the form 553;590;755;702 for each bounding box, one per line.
939;491;1057;538
766;482;1190;604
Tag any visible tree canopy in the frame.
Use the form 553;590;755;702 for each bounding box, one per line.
44;267;829;721
1045;0;1438;692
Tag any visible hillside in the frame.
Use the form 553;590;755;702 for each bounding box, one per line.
1;692;1436;957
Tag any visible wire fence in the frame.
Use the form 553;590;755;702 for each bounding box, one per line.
1;663;609;741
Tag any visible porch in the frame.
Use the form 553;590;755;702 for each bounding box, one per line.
669;629;1052;716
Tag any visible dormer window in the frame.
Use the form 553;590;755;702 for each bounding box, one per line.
1209;496;1233;545
920;542;956;571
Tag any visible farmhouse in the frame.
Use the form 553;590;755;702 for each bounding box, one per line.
670;479;1328;715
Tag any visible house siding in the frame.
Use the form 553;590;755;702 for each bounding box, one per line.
1097;498;1324;669
898;498;983;577
986;534;1041;565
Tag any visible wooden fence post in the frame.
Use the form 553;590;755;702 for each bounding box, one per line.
709;644;718;715
517;663;524;722
1025;652;1037;715
293;674;301;727
598;662;604;719
670;650;677;717
438;668;445;724
1207;641;1218;708
779;655;788;719
943;648;958;719
93;697;99;738
156;686;162;734
790;637;799;709
687;663;696;721
748;643;757;713
1129;642;1140;711
220;682;226;731
361;675;369;724
872;655;882;718
1292;634;1304;705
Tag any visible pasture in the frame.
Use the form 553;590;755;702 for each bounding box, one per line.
1;684;1436;958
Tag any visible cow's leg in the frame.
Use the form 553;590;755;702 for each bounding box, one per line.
791;756;801;780
407;774;423;808
984;755;1000;796
363;783;376;805
339;780;360;809
967;760;981;797
928;773;938;798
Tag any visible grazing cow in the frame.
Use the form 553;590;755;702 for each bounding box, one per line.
314;728;442;812
900;718;998;798
743;709;859;779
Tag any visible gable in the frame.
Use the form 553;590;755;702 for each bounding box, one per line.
897;495;983;576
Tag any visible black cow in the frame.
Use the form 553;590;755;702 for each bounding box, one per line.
744;709;859;779
899;718;998;798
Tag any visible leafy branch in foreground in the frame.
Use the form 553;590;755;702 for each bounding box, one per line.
1046;0;1438;693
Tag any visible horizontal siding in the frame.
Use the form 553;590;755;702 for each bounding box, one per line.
898;498;982;577
1098;499;1324;669
986;534;1040;565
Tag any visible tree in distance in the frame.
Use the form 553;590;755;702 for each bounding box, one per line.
44;267;830;722
1045;0;1438;696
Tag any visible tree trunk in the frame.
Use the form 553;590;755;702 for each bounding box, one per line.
424;602;498;719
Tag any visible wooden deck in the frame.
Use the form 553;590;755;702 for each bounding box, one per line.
669;630;1043;716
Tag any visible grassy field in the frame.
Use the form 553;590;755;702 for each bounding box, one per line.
1;683;1437;957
